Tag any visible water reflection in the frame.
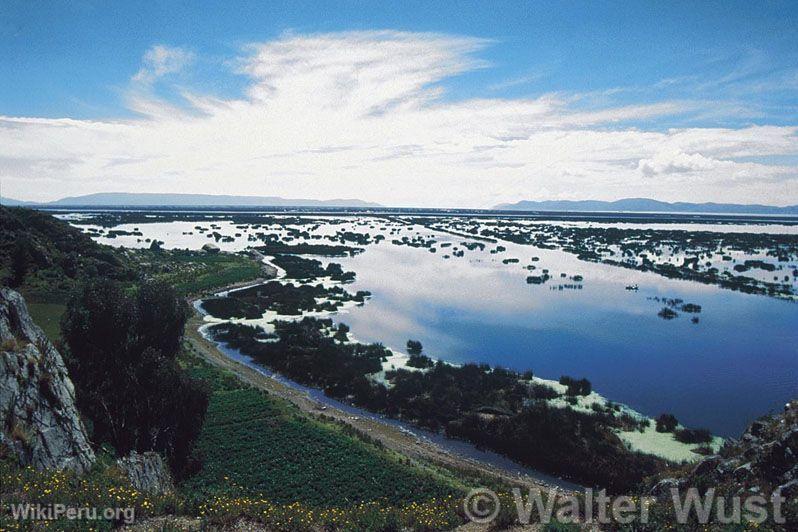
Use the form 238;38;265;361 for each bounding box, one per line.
73;215;798;437
334;236;798;437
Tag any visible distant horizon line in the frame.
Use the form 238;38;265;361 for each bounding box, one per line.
2;191;798;216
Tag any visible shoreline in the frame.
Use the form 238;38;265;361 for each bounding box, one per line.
186;288;580;494
198;259;722;465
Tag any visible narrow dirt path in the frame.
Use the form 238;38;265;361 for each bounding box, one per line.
185;305;572;495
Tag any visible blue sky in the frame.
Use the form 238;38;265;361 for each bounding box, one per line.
1;1;797;206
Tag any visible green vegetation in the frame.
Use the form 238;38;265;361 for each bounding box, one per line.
270;254;356;282
407;353;435;368
62;280;209;476
24;301;66;342
559;376;592;396
133;249;262;296
200;296;264;319
406;339;423;355
674;427;713;444
0;450;180;531
202;279;370;317
655;413;679;433
465;219;798;299
405;340;434;368
208;318;665;492
0;206;135;302
180;352;464;508
257;241;361;256
657;307;678;320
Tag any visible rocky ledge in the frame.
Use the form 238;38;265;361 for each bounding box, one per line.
652;399;798;498
0;288;95;473
117;450;174;494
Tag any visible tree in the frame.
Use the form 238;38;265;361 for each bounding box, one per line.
333;323;350;342
62;279;208;476
10;236;30;287
406;339;423;356
406;353;434;369
134;280;189;357
560;375;592;396
655;413;679;433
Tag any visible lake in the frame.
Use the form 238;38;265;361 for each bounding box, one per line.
67;212;798;437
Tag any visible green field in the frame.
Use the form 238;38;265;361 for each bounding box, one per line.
20;250;261;341
180;351;467;508
25;301;67;342
137;250;263;296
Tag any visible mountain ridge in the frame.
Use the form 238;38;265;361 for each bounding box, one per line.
0;192;382;208
494;197;798;215
3;193;797;215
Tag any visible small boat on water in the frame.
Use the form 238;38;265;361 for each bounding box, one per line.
625;284;639;291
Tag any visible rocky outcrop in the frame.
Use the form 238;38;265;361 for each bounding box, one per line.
117;451;174;494
0;288;95;473
651;399;798;498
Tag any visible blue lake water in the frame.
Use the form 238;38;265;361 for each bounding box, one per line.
74;215;798;437
332;232;798;437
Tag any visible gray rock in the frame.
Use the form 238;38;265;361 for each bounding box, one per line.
733;462;753;481
117;451;174;494
741;433;759;444
650;478;682;498
748;420;767;438
0;288;95;473
691;455;722;478
776;479;798;498
717;458;741;475
781;428;798;453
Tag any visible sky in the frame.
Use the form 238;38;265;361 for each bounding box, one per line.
1;1;798;208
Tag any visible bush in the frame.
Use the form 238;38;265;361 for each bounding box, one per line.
406;339;423;356
655;413;679;433
674;427;712;444
407;353;434;368
62;279;209;476
530;383;559;400
559;375;591;396
0;451;179;531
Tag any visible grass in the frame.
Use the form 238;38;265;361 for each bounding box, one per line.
136;250;263;296
180;350;466;509
11;251;259;344
0;451;181;531
24;301;66;342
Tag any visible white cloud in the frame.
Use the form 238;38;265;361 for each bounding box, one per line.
638;150;723;177
132;44;194;84
1;31;797;206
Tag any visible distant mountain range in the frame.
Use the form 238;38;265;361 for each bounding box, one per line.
2;193;796;215
493;198;798;215
0;192;382;208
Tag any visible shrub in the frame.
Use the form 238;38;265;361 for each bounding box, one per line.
559;376;591;396
62;279;208;476
406;339;423;356
407;353;434;369
655;413;679;433
674;427;712;444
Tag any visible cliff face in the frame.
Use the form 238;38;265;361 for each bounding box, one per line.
0;288;95;473
652;399;798;499
117;451;174;494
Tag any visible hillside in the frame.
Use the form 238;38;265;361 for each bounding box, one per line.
0;206;135;301
494;198;798;215
0;209;491;531
643;400;798;527
0;192;382;208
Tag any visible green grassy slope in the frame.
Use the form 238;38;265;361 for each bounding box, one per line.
180;351;466;508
